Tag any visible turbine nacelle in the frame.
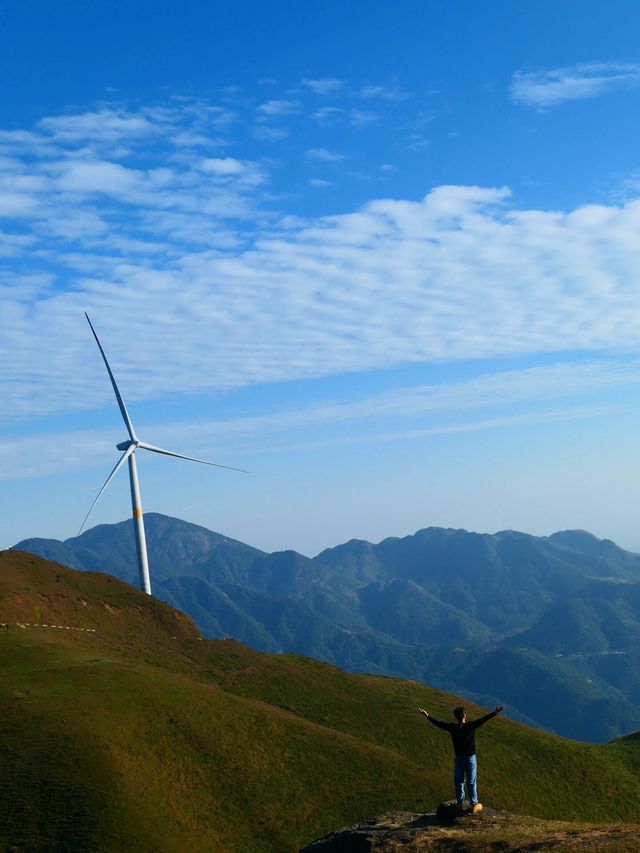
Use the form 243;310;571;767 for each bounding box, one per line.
117;439;137;451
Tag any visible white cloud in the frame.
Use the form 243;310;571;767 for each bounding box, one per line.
0;191;39;217
39;209;109;240
306;148;346;162
0;129;43;146
7;99;640;436
0;171;49;193
349;109;379;127
39;108;155;142
312;107;345;125
511;61;640;108
251;125;290;142
207;109;237;128
301;77;345;95
309;178;332;188
5;181;640;424
202;158;245;176
360;84;406;101
0;231;34;256
201;157;265;186
257;99;302;117
173;130;224;148
53;160;143;195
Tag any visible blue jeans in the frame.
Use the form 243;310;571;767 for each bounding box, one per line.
454;754;478;805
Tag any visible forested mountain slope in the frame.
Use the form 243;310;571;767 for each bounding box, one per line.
16;515;640;741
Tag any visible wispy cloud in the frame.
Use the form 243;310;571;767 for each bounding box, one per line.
360;84;406;101
3;359;639;480
306;147;346;162
201;157;266;186
312;106;345;126
312;107;378;128
52;160;143;195
349;109;379;127
257;98;302;117
406;134;429;151
251;125;290;142
38;108;156;142
301;77;345;95
6;100;640;437
511;61;640;108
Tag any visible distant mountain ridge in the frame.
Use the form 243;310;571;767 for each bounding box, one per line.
16;513;640;742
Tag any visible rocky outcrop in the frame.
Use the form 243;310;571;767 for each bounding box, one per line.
299;805;497;852
300;805;640;852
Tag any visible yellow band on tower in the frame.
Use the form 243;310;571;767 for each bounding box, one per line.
133;508;143;518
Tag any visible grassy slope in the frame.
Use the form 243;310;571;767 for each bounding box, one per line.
2;550;640;853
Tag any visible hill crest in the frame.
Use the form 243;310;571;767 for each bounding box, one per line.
0;548;200;643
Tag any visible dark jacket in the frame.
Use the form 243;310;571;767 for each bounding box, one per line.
426;710;499;757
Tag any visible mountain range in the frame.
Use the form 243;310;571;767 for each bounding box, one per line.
3;548;640;852
16;513;640;742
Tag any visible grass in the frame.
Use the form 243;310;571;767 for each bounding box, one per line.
3;549;640;851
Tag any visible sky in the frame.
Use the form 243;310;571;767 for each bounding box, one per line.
3;0;640;556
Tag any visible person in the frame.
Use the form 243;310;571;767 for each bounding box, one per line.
418;704;504;814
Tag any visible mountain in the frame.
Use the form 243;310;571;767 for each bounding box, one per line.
17;513;265;587
16;514;640;742
3;549;640;852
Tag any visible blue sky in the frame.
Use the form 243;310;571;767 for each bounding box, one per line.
4;1;640;555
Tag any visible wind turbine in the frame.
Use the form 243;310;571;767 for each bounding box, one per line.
80;313;246;596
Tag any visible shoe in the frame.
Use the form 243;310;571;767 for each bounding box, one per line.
470;803;483;815
456;802;464;813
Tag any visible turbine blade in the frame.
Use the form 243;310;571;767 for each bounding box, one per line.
85;313;138;443
78;445;136;535
137;441;249;473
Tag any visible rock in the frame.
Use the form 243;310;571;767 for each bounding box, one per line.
299;805;497;852
300;806;640;851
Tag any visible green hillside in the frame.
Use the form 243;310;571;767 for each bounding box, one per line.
16;514;640;741
3;549;640;852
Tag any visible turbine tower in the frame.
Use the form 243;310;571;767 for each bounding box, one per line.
80;313;246;595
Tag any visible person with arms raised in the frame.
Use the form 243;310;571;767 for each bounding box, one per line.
419;704;504;814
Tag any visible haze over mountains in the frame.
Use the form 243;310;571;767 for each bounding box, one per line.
16;514;640;743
